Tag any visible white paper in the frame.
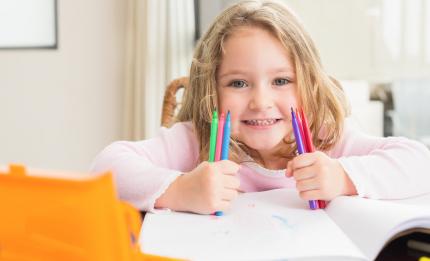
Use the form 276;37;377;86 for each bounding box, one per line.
139;189;366;261
326;193;430;260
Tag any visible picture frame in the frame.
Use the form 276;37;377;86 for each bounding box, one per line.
0;0;58;49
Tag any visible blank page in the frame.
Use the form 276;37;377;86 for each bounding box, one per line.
139;189;365;260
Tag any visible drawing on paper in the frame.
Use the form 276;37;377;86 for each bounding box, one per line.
271;214;294;229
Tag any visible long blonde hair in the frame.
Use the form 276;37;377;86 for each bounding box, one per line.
177;0;348;164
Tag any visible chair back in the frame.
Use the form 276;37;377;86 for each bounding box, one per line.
161;77;189;127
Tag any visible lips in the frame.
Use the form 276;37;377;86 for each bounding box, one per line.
242;118;282;126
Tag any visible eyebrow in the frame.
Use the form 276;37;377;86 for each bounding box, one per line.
218;70;247;79
218;68;295;79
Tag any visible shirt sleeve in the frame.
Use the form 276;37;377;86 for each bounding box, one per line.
89;122;200;212
328;119;430;199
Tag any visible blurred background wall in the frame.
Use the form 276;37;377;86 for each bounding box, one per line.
0;0;429;171
0;0;125;170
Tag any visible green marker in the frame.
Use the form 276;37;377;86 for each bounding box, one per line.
209;109;218;162
209;109;223;216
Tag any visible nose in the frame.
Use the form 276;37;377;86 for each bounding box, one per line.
248;83;274;111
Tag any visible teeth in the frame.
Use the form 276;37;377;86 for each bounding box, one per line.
245;119;277;126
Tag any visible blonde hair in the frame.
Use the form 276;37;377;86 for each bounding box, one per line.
177;0;348;164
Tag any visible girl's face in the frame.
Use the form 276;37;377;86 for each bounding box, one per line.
217;26;298;156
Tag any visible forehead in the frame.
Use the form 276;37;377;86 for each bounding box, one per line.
218;26;294;74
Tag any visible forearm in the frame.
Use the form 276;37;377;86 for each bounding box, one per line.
332;123;430;199
338;161;358;196
339;143;430;199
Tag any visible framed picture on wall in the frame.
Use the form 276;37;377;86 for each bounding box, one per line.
0;0;58;49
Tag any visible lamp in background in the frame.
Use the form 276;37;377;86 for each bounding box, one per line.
0;0;57;49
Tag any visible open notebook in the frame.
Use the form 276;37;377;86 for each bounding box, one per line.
139;189;430;261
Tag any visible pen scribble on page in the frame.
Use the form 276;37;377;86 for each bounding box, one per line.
272;214;294;229
212;229;231;237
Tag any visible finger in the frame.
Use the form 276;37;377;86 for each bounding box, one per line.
285;161;293;177
221;188;239;200
287;161;293;170
224;170;239;176
216;200;231;211
299;189;322;201
291;153;318;170
293;165;317;181
222;175;240;189
296;178;319;192
216;160;240;174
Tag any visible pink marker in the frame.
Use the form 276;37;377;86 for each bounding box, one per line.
215;112;225;161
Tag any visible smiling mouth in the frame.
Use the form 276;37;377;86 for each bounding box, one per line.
242;119;282;126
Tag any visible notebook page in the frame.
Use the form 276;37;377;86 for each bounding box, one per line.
139;189;365;261
325;194;430;260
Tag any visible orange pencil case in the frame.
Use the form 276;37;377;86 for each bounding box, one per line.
0;164;177;261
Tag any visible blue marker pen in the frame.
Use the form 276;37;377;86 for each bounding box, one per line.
221;111;231;160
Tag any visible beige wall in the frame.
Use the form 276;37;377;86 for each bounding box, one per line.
199;0;430;81
0;0;126;171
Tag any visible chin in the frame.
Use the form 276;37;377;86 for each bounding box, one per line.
243;137;284;151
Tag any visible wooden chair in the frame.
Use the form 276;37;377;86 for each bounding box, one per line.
161;77;189;127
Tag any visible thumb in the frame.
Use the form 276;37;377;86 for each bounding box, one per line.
285;168;292;177
215;160;240;174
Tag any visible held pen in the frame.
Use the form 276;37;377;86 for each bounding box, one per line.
209;109;218;162
291;108;319;210
296;108;306;149
299;108;326;209
215;111;231;216
297;108;321;209
215;112;225;161
291;108;305;153
209;109;224;216
221;111;231;160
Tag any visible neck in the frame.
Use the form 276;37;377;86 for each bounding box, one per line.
256;148;288;170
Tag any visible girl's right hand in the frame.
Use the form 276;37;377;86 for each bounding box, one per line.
155;161;241;214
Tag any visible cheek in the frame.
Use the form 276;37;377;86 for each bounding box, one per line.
281;93;300;114
218;92;241;135
290;90;300;108
218;94;243;114
218;109;240;137
230;117;241;135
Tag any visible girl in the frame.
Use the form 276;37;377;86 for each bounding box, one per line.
91;0;430;214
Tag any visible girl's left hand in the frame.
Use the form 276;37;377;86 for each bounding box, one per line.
285;151;357;201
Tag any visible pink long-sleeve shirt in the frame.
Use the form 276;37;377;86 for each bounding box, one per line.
90;120;430;212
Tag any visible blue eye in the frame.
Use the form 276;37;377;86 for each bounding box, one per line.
229;80;248;88
273;78;290;86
